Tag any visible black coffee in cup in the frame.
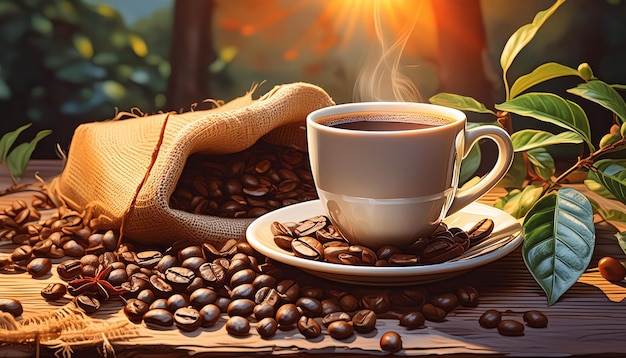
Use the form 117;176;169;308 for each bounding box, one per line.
317;112;453;131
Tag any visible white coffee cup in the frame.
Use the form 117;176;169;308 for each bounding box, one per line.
306;102;513;250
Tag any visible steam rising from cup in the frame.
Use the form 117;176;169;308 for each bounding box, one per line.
353;0;423;103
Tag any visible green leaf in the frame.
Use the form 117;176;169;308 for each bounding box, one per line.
587;196;626;223
522;187;595;306
567;80;626;124
511;129;583;152
0;123;32;165
616;231;626;256
592;159;626;205
495;93;594;151
510;62;580;99
500;0;565;97
502;184;544;219
5;129;52;183
584;177;617;200
499;152;527;190
459;139;481;185
429;93;495;114
612;84;626;91
526;147;555;180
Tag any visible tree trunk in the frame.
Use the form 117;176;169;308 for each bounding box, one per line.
166;0;216;111
431;0;493;107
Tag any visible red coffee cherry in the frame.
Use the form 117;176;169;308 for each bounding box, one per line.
598;256;626;282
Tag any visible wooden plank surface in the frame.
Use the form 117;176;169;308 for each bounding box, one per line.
0;161;625;357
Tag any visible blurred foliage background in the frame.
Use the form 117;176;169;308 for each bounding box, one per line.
0;0;625;158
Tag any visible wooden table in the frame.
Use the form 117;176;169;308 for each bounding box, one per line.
1;160;626;357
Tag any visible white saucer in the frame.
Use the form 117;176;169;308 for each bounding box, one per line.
246;200;522;286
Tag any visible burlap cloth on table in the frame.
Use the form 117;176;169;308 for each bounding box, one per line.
48;82;335;246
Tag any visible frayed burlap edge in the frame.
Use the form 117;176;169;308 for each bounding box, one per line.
0;303;140;358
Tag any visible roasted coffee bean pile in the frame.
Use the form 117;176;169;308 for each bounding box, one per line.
271;216;495;266
170;141;317;218
0;196;545;349
0;200;119;276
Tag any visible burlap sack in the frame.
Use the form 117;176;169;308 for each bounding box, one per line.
48;82;335;246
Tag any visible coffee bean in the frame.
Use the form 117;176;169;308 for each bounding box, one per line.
75;295;101;315
41;283;67;301
230;283;256;300
136;289;156;305
352;309;377;333
198;262;227;286
225;316;250;336
467;218;494;243
27;257;52;278
523;310;548;328
297;316;322;338
167;293;190;313
322;311;351;327
430;293;458;312
174;306;201;331
327;320;353;340
252;274;276;290
296;297;323;317
253;303;275;320
291;236;323;261
0;298;23;317
189;287;217;308
479;309;501;328
337;293;359;312
422;303;447;322
276;303;300;328
149;298;169;311
143;308;174;328
497;319;525;336
11;245;33;262
389;288;427;308
388;253;419;266
57;259;82;281
230;268;256;287
276;279;299;303
107;268;128;286
399;311;425;330
165;266;196;288
256;317;278;338
198;304;221;328
361;294;390;314
227;298;255;317
124;298;149;323
380;331;402;353
457;286;479;307
149;275;174;298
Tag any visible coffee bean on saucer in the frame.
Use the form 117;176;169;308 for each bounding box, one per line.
467;218;494;243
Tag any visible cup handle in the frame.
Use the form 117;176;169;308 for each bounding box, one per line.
447;125;514;216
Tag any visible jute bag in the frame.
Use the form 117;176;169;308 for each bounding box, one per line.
48;82;335;246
